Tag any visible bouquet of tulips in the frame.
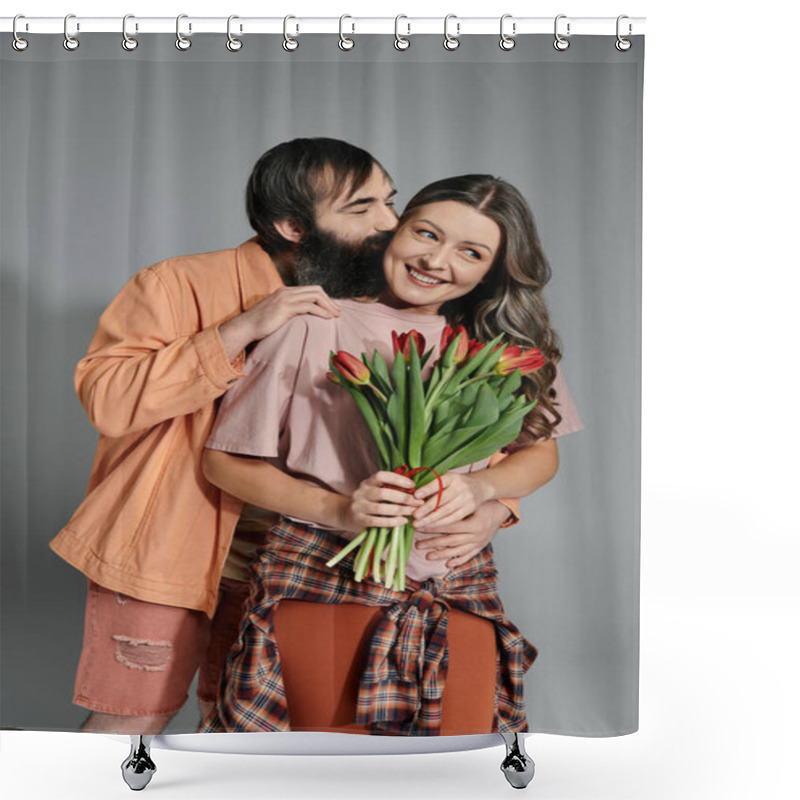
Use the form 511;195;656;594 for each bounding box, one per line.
326;325;546;590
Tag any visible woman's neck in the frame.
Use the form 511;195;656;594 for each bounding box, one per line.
377;289;442;316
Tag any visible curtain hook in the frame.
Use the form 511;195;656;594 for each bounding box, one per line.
175;14;191;51
499;14;516;51
283;15;299;51
443;14;460;51
63;13;80;51
227;15;243;52
339;15;355;51
394;15;410;51
12;14;29;52
553;14;570;51
122;15;138;51
615;15;632;51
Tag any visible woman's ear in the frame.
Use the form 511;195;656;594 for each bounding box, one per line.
272;218;304;244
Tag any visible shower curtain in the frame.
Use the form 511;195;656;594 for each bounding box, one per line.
0;28;643;737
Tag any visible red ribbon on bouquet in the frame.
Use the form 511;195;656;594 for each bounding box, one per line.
393;465;445;512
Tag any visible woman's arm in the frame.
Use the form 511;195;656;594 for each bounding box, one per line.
202;449;421;532
413;439;559;531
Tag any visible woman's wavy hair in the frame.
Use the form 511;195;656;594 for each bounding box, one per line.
400;175;563;439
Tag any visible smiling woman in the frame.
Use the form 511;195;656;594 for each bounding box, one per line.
381;200;501;316
198;173;583;736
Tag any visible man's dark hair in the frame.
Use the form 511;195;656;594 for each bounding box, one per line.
246;137;387;254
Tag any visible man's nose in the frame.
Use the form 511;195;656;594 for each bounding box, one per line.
375;204;399;231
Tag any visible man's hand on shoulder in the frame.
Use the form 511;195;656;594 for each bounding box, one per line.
218;286;341;362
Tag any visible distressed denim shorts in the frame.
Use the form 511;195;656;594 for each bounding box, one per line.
73;578;249;717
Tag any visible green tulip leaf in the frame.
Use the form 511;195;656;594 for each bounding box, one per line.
369;350;393;395
407;344;425;466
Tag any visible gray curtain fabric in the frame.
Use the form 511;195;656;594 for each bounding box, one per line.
0;33;643;735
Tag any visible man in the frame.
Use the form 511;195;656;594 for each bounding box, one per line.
51;138;516;734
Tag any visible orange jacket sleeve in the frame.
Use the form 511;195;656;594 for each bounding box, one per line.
75;265;244;438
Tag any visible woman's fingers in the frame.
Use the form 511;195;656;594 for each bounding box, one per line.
362;514;410;528
370;471;417;491
366;486;422;506
414;476;451;500
415;494;475;527
362;501;416;517
416;505;472;530
412;496;444;520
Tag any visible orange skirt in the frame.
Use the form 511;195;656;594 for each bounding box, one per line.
272;599;498;734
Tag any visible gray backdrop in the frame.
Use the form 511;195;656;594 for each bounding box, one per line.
0;33;643;735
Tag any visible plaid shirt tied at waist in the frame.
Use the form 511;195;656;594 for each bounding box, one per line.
200;517;537;735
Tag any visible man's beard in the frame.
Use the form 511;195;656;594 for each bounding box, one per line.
293;226;390;299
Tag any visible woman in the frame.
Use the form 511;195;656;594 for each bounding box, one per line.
200;175;582;735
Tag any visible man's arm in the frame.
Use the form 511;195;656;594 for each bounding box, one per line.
76;267;339;438
76;266;239;437
413;440;559;568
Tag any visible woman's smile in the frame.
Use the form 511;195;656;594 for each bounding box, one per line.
404;265;450;287
381;200;501;315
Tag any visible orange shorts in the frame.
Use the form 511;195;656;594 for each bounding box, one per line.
73;578;250;717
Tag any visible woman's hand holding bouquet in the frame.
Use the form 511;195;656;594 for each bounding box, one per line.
326;325;545;590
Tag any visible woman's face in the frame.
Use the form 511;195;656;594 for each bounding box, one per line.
381;201;502;315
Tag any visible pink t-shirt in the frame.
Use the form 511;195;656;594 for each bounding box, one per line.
206;299;582;581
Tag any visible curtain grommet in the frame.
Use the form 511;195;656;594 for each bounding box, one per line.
499;14;516;51
339;15;355;51
63;14;80;51
175;14;191;51
553;14;570;51
394;15;410;51
615;15;632;51
226;15;243;52
12;15;29;51
121;14;138;51
443;14;460;51
283;15;299;51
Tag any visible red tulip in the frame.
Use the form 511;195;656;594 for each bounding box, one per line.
466;339;485;359
392;330;426;361
439;325;469;364
495;346;546;376
332;351;371;385
326;371;340;385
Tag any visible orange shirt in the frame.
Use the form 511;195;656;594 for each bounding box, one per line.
50;240;284;617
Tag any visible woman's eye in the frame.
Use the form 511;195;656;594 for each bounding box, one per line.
416;229;436;240
463;248;481;260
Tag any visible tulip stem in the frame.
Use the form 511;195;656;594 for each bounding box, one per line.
448;371;496;393
423;365;456;416
372;527;389;583
367;383;388;404
326;529;368;568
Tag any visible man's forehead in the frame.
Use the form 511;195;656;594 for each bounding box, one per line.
316;164;393;210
